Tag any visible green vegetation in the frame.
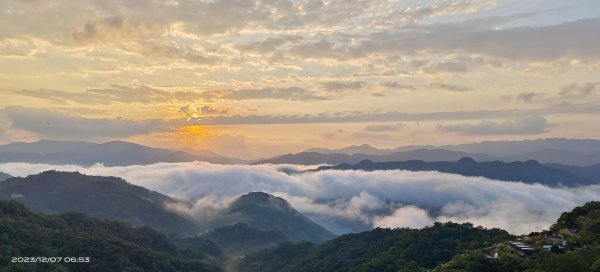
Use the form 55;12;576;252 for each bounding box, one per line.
439;201;600;272
201;223;289;257
0;200;221;272
0;171;199;235
237;222;512;272
237;201;600;272
203;192;335;243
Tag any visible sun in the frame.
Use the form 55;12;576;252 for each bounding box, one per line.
175;125;214;148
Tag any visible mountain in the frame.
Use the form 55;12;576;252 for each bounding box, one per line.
0;140;241;166
306;144;391;156
546;163;600;182
234;201;600;272
256;149;495;165
438;138;600;157
0;171;11;181
234;222;512;272
296;138;600;166
255;152;359;165
315;158;597;187
201;223;289;257
181;148;246;164
0;200;221;272
372;149;495;162
0;171;199;235
199;192;335;244
502;149;600;166
442;201;600;272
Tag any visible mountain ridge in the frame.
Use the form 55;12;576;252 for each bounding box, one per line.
313;158;597;187
0;140;242;166
198;192;336;244
0;171;199;234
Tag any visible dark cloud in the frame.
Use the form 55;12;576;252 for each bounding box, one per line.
438;116;550;135
321;81;366;91
429;82;472;92
364;124;401;132
517;92;543;103
559;82;598;98
1;106;167;139
380;82;417;91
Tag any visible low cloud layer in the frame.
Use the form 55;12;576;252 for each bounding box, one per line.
1;162;599;235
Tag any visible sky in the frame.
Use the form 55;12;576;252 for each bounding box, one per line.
1;0;599;159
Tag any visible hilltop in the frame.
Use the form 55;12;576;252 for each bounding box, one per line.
0;171;199;235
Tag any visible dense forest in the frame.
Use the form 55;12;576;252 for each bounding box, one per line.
440;201;600;272
0;200;220;272
2;182;600;272
237;202;600;272
235;222;512;272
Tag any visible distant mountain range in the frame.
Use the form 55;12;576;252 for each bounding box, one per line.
0;171;199;234
259;138;600;166
2;138;600;166
307;138;600;157
314;158;599;187
255;149;496;165
0;140;242;166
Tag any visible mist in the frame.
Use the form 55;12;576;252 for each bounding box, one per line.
1;162;599;235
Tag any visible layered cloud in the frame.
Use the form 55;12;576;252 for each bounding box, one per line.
1;106;167;138
1;0;600;153
1;162;599;235
438;116;550;135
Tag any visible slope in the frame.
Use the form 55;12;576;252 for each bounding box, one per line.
0;171;199;235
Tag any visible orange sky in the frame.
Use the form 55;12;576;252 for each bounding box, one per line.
1;0;600;158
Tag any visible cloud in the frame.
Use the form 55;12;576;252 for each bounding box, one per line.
1;162;599;235
429;83;472;92
176;102;600;125
517;92;543;103
179;105;228;119
373;206;435;229
7;84;210;105
559;82;598;99
421;61;468;74
364;124;401;132
321;81;366;91
71;17;156;45
212;87;326;101
348;16;600;62
438;116;550;135
380;82;417;91
398;0;497;24
1;106;167;139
